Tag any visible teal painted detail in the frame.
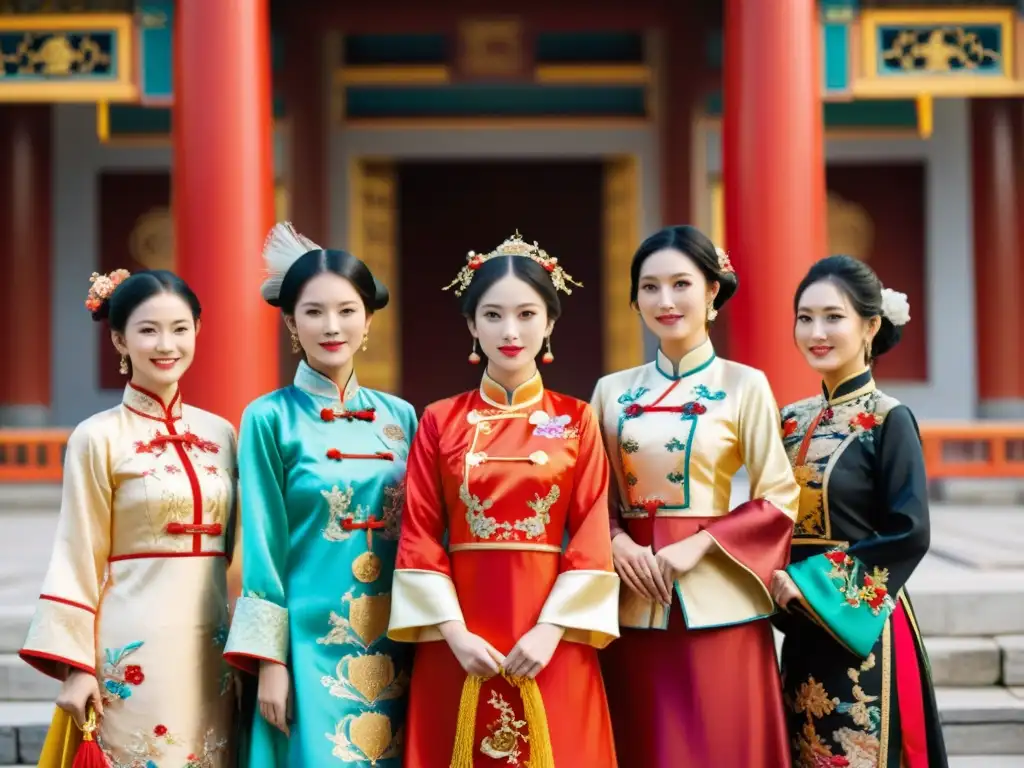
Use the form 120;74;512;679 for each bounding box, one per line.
703;91;918;128
823;23;850;92
663;418;699;509
654;353;716;381
138;0;173;101
344;34;446;65
787;549;895;659
345;84;647;118
535;32;644;63
615;386;649;438
0;29;118;81
876;25;1005;76
675;581;776;630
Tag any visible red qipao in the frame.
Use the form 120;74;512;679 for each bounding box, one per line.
591;341;800;767
388;373;620;768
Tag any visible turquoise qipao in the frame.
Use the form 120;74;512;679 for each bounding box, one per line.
224;360;416;767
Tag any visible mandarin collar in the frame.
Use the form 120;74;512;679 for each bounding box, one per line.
122;382;183;422
293;360;360;406
479;370;544;410
655;339;717;380
823;368;876;405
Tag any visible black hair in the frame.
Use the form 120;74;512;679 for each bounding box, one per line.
458;255;562;321
793;254;902;360
272;249;389;315
91;269;201;332
629;225;739;310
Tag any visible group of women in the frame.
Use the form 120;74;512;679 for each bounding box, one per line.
22;221;948;767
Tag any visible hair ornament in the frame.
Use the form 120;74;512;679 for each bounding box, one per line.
880;287;910;327
85;268;131;313
715;246;735;274
443;230;582;297
260;221;322;303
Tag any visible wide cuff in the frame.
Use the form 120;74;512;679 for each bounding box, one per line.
537;570;620;649
223;595;289;674
387;568;465;643
676;499;792;630
19;596;97;679
787;549;895;658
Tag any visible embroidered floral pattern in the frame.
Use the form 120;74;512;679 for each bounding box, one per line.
379;482;405;541
480;691;529;764
101;642;145;703
823;549;894;616
382;423;407;442
621;437;639;454
321;485;371;542
317;590;392;649
461;482;560;541
532;414;571;438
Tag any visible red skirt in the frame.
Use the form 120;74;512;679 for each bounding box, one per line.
601;607;788;768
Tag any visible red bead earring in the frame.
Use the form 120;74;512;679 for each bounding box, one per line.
541;336;554;364
468;339;481;365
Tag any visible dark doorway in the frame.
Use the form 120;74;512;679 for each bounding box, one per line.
397;160;605;412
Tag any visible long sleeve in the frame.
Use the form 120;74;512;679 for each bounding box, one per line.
589;380;627;541
537;404;620;648
788;405;929;658
20;424;111;679
224;404;290;673
388;407;465;643
677;370;800;629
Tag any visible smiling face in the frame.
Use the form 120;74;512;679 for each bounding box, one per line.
795;279;880;378
286;271;371;379
112;291;198;392
468;273;553;381
635;247;719;347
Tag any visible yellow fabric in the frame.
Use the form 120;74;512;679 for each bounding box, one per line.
387;569;465;643
450;673;554;768
536;569;620;648
36;706;81;768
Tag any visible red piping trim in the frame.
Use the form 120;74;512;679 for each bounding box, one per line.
39;594;96;614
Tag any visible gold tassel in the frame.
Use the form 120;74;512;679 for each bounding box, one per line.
449;673;554;768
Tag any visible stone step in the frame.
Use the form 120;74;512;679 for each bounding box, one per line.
927;636;1003;686
938;687;1024;755
0;608;30;656
0;654;58;703
0;701;53;766
906;559;1024;637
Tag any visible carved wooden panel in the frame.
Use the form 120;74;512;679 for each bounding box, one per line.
603;155;644;373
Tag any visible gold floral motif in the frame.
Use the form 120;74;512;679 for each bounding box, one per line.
379;482;404;541
159;490;192;528
320;653;408;705
381;424;406;442
321;485;370;542
352;551;382;583
326;713;402;765
793;678;837;720
480;690;528;764
461;482;560;542
0;32;111;77
317;590;392;649
882;27;1000;73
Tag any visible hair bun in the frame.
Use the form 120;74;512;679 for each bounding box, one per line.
85;269;131;323
372;278;390;311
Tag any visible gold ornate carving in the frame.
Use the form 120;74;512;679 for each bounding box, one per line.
827;193;874;262
882;28;1000;73
457;18;525;80
0;32;109;77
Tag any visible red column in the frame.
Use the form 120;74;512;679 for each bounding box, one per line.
723;0;825;407
173;0;278;426
971;99;1024;417
0;105;51;426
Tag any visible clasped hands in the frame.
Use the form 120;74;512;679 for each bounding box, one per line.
611;530;714;605
440;620;564;680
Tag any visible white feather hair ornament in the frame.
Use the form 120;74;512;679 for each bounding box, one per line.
260;222;322;305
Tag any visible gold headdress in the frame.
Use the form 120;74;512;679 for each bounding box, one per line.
85;268;131;313
443;230;582;297
260;221;322;304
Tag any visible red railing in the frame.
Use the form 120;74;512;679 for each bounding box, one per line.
2;424;1024;483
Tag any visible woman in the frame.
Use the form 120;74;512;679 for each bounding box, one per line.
223;223;416;766
591;225;800;766
388;232;620;768
771;255;948;767
22;269;238;766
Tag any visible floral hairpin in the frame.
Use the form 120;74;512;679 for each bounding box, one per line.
715;247;735;274
880;288;910;326
85;269;131;313
443;230;583;297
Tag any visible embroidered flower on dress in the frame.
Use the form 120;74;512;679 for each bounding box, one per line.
533;414;571;438
624;403;644;418
783;418;799;437
849;412;880;432
154;725;167;737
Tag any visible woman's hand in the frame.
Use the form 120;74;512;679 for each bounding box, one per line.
258;661;291;736
504;623;565;679
612;532;673;605
439;620;505;677
654;530;714;585
771;569;804;608
55;669;103;727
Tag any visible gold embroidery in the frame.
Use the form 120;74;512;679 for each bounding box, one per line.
461;483;561;541
321;486;370;542
317;591;392;649
159;490;192;528
320;653;407;705
519;486;559;538
352;552;382;583
379;482;404;541
326;713;401;764
480;691;528;764
382;424;406;442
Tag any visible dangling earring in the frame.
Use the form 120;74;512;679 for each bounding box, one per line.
468;339;481;365
707;300;718;323
290;332;301;354
542;337;554;364
119;354;129;375
361;333;369;352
